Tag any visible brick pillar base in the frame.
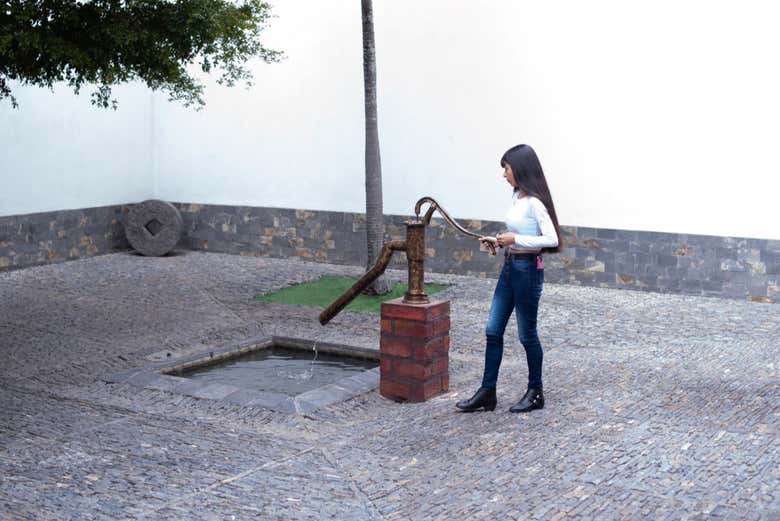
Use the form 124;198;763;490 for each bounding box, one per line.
379;297;450;402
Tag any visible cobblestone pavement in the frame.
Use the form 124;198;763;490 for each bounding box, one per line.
1;251;777;520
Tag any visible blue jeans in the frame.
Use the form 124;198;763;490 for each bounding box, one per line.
481;255;544;389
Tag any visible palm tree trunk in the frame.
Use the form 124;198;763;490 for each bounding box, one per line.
361;0;390;295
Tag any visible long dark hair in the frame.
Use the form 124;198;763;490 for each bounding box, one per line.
500;144;562;253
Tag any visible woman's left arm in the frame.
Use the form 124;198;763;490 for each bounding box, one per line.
511;198;559;249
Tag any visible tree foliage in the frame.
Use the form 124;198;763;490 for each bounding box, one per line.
0;0;282;109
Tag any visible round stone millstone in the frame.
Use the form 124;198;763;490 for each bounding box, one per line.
125;200;183;256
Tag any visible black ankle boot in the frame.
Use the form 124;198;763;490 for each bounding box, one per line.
455;387;497;412
509;387;544;413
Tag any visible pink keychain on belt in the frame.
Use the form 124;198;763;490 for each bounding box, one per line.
536;255;544;269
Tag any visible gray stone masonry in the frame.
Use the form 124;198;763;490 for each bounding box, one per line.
173;203;780;304
1;251;778;520
0;205;129;271
2;203;778;303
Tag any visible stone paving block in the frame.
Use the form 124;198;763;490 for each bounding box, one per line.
0;326;127;379
221;387;268;407
144;374;189;392
242;390;290;410
0;386;127;451
124;371;166;388
337;372;380;395
150;449;375;521
170;378;210;397
104;368;144;384
0;253;778;520
295;384;355;413
266;397;297;415
187;382;241;400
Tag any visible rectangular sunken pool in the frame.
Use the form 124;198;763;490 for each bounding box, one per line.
169;346;378;396
106;336;380;415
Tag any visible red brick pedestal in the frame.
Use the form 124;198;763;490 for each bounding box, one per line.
379;297;450;402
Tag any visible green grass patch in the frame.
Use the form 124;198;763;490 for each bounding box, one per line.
255;275;448;313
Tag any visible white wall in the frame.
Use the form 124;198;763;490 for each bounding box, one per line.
152;1;366;213
154;0;780;239
4;1;780;239
1;84;154;216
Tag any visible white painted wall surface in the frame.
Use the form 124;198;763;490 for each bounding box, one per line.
1;84;154;216
4;1;780;239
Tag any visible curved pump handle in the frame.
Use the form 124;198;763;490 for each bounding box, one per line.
414;197;497;255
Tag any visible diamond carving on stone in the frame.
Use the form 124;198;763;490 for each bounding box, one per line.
145;219;163;236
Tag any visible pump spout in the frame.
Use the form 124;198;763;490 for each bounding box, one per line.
319;240;406;325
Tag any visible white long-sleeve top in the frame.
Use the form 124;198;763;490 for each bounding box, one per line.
506;191;559;252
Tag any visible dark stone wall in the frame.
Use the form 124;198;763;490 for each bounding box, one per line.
0;205;130;272
2;202;777;304
173;203;779;304
546;227;779;303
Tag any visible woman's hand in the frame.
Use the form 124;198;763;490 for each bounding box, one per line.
478;236;498;255
479;236;499;248
496;232;516;247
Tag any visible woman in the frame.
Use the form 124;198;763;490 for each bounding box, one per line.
456;144;561;413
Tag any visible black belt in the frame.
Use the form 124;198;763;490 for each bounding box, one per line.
505;251;538;260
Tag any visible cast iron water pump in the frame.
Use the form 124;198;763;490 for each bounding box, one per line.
318;197;495;325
